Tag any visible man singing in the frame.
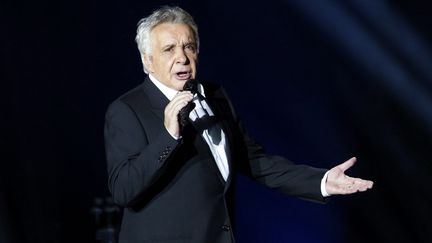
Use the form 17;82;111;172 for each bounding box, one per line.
104;6;373;243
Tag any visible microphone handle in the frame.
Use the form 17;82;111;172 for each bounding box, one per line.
178;79;199;130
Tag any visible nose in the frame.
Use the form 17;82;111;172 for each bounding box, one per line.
175;48;188;64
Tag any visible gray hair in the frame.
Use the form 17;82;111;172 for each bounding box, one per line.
135;6;200;56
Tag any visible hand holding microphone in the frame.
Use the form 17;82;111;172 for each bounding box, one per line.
178;80;198;129
163;80;197;139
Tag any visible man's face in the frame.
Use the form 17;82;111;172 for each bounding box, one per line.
143;23;198;91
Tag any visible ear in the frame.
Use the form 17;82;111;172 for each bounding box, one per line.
141;53;154;73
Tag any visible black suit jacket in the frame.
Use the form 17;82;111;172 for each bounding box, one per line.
104;77;327;243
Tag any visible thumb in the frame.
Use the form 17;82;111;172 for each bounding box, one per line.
338;157;357;172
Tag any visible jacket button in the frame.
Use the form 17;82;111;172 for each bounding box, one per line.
222;225;231;231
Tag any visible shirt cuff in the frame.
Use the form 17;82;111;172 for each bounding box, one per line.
166;127;181;140
320;171;330;197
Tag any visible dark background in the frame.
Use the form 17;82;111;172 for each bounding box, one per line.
1;0;432;242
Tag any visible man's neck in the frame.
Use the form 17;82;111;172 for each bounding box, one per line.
148;74;178;101
148;74;206;100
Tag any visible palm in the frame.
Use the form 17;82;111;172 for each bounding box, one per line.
325;157;374;195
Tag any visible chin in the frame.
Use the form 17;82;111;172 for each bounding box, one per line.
173;80;188;91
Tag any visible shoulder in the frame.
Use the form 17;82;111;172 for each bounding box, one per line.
117;83;147;105
201;80;239;121
106;82;148;110
104;84;145;122
201;80;222;91
201;81;228;99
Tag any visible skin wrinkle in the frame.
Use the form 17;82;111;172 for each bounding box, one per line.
143;23;198;91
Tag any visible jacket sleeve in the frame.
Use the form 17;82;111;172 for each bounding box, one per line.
104;100;180;207
220;87;327;203
241;121;327;203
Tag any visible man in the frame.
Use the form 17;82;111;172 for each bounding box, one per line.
104;6;373;243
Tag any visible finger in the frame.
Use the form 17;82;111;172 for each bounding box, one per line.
349;178;374;190
344;184;363;194
166;92;193;113
174;95;194;110
328;177;374;195
166;101;189;118
353;184;370;192
347;180;373;192
173;100;191;114
366;180;374;189
353;178;373;185
169;92;193;106
337;186;358;195
174;91;193;100
338;157;357;172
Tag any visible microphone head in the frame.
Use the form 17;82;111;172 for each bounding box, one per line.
183;79;198;94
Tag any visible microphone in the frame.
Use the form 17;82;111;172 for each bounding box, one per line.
182;79;198;94
178;79;221;144
178;80;198;129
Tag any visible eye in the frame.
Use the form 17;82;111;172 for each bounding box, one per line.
185;44;196;53
163;46;174;52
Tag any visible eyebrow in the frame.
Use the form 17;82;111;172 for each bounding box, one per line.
161;44;175;50
161;41;196;49
184;41;197;46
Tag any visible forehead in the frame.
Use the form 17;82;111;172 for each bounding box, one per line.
150;23;196;46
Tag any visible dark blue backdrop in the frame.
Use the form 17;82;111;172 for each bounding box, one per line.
1;0;431;242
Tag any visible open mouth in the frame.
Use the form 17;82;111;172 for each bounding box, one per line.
175;71;191;80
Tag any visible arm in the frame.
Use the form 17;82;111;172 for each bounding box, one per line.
216;87;327;202
104;90;192;207
238;119;374;199
104;100;180;207
240;121;328;202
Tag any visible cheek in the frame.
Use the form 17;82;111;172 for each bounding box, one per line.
190;56;198;67
154;55;172;69
165;57;177;72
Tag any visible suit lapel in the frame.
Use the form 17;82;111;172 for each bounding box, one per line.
203;84;235;185
141;77;170;120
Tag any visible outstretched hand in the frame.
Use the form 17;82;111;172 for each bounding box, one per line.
325;157;373;195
